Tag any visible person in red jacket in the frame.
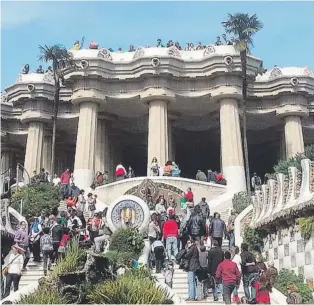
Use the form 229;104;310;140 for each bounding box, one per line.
182;187;194;203
60;168;71;199
216;251;241;304
162;214;179;260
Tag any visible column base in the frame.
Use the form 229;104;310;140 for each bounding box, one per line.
223;165;246;193
73;169;94;190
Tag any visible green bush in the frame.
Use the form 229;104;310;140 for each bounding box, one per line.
104;250;135;265
109;228;145;256
51;239;86;276
275;269;313;304
17;283;65;304
125;266;156;281
11;183;61;217
296;217;314;240
274;144;314;175
232;191;252;214
243;227;267;253
88;274;170;304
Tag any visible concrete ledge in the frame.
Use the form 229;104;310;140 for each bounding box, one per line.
0;281;39;304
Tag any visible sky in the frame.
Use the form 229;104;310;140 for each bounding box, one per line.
1;1;314;91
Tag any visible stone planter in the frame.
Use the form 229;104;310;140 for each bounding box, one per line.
58;271;86;285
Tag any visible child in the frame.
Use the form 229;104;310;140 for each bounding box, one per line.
40;227;54;275
58;227;71;258
66;196;76;209
163;261;174;288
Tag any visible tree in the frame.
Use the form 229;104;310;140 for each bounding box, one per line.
222;14;263;192
38;45;74;178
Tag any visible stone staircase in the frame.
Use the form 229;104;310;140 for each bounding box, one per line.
19;259;45;288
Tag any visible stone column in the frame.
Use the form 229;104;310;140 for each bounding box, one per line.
279;130;286;160
42;135;52;174
284;115;304;159
220;98;246;192
24;122;44;181
1;151;10;175
168;119;174;160
147;100;169;174
95;120;110;173
74;102;98;189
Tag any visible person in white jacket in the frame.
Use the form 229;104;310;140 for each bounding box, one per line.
3;244;25;298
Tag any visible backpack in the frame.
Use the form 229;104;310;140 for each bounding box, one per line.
41;234;53;251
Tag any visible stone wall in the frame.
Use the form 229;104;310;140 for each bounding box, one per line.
263;225;314;282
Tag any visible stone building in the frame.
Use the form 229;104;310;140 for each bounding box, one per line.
1;45;314;191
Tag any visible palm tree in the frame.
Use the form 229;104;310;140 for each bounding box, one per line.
222;13;263;192
39;45;74;178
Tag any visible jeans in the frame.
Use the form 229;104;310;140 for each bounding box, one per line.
20;245;30;268
213;282;223;298
3;273;21;298
196;278;207;299
187;271;196;299
166;236;178;260
222;283;236;304
243;273;258;301
31;240;41;261
154;246;164;273
52;242;60;263
42;250;54;273
228;231;235;249
61;184;69;198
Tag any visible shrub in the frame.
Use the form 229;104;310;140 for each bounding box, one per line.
104;250;135;265
109;228;145;256
232;191;252;214
275;269;313;304
17;283;65;304
243;227;267;253
11;184;61;217
125;266;156;281
51;239;86;276
88;274;170;304
296;216;314;240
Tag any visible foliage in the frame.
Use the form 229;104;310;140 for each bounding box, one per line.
243;227;267;252
17;283;66;304
232;191;252;214
11;183;61;217
88;273;170;304
104;250;135;266
51;239;86;276
125;266;156;281
274;145;314;175
296;216;314;240
109;228;145;256
275;269;313;304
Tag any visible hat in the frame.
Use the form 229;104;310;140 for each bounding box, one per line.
12;244;25;253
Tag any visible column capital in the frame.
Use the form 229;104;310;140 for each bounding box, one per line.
276;104;309;118
71;89;105;106
211;86;242;103
140;88;175;104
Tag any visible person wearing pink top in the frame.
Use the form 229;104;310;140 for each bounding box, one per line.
60;168;71;199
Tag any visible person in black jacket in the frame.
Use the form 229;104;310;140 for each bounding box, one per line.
209;213;226;247
51;219;64;263
207;239;224;301
187;205;205;243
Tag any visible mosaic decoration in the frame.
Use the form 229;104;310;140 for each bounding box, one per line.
97;48;113;61
203;45;216;57
133;47;145;60
269;67;282;79
168;46;181;58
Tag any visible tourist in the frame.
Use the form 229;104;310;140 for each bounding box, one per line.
94;171;104;186
164;261;174;288
38;210;49;227
115;162;127;181
77;189;86;212
36;65;44;73
163;214;179;260
195;244;208;300
196;169;207;182
175;41;182;50
69;183;80;202
51;219;64;263
183;187;194;203
39;168;47;182
103;170;109;184
227;209;237;249
127;166;135;178
58;227;71;258
254;254;270;304
40;227;54;276
59;211;68;227
52;174;61;186
155;197;167;214
156;39;164;47
60;168;71;199
207;169;216;183
196;42;204;50
171;162;181;177
184;43;190;51
167;193;176;209
215;36;222;46
22;64;29;74
87;193;96;217
67;211;83;229
88;212;102;242
187;205;206;243
94;213;112;253
2;244;24;298
148;213;161;244
29;217;42;262
265;261;278;289
216;250;241;305
241;243;259;304
166;40;174;47
151;238;165;273
184;239;200;301
150;157;159;176
286;284;302;304
14;221;30;271
207;239;224;301
198;197;210;220
66;196;76;209
163;161;174;176
251;173;262;191
232;246;242;303
209;212;226;247
129;44;135;52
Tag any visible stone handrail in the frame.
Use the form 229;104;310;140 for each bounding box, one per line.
251;159;314;228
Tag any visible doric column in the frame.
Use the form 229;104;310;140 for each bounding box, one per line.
284;116;304;159
220;98;246;192
147;100;169;173
95;119;110;173
42;135;52;174
73;101;98;188
24;122;44;180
